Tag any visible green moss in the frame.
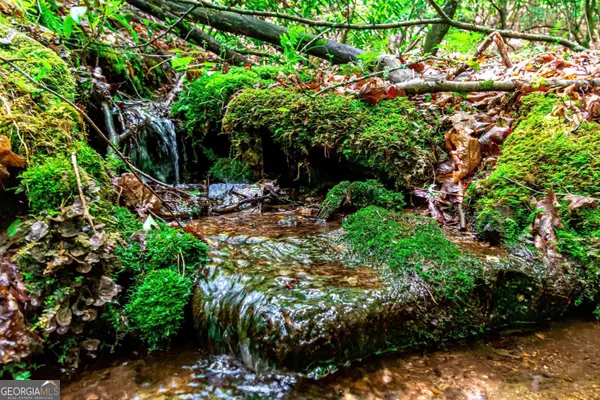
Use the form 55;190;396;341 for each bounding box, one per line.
143;224;209;272
317;180;405;220
474;94;600;251
17;142;112;213
173;66;297;136
0;23;82;158
344;206;484;301
209;157;256;183
125;269;193;350
222;88;441;186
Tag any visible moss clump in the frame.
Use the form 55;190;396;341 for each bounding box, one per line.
0;23;82;158
125;269;193;350
143;224;209;272
209;157;256;183
222;88;441;186
317;180;405;220
344;206;483;301
473;93;600;250
173;66;298;135
17;142;112;213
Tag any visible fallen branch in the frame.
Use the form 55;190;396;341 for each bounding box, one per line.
425;0;584;51
393;77;600;94
165;0;585;51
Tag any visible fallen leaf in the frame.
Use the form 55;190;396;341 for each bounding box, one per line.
563;194;597;213
532;191;564;255
446;112;482;182
0;135;25;182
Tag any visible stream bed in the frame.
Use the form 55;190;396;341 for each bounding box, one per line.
61;319;600;399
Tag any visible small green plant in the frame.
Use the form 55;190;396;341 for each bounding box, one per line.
125;269;193;350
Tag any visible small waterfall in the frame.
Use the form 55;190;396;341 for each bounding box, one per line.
119;101;180;184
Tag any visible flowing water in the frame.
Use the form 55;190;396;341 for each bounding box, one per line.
59;210;600;399
61;320;600;399
121;102;180;184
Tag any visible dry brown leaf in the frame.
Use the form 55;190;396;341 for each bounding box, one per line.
563;194;597;212
0;135;25;182
112;173;161;213
533;191;564;255
446;112;482;183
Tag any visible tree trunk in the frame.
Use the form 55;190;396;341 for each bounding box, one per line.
127;0;364;65
423;0;460;55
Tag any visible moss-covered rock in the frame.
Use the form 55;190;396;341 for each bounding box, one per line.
173;66;299;136
222;88;442;187
473;93;600;281
0;23;82;159
192;208;579;375
317;180;405;220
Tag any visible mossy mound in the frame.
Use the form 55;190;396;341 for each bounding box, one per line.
173;66;302;136
125;269;193;350
317;180;405;220
344;207;484;301
0;22;82;159
473;93;600;279
222;88;442;187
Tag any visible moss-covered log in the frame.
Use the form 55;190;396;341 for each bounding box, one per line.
222;88;443;187
473;94;600;299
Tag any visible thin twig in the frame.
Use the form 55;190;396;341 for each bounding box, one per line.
71;152;97;233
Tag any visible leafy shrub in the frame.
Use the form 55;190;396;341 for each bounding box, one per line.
209;158;256;183
125;269;193;350
317;180;405;219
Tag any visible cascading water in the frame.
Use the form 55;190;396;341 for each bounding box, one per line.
119;101;180;184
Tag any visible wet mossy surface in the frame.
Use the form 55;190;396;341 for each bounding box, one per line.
192;210;578;376
317;180;405;220
222;88;442;186
0;23;82;159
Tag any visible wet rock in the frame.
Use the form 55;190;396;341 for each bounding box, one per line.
192;211;580;376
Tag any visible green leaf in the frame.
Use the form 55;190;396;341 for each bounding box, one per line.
277;107;291;112
62;16;76;39
7;219;21;238
171;56;195;71
69;6;87;23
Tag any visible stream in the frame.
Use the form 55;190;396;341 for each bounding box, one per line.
61;319;600;399
59;209;600;399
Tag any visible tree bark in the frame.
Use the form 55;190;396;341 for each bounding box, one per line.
423;0;460;55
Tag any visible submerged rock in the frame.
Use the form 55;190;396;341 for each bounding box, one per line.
192;209;580;376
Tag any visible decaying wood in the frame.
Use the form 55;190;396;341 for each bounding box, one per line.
447;32;512;80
